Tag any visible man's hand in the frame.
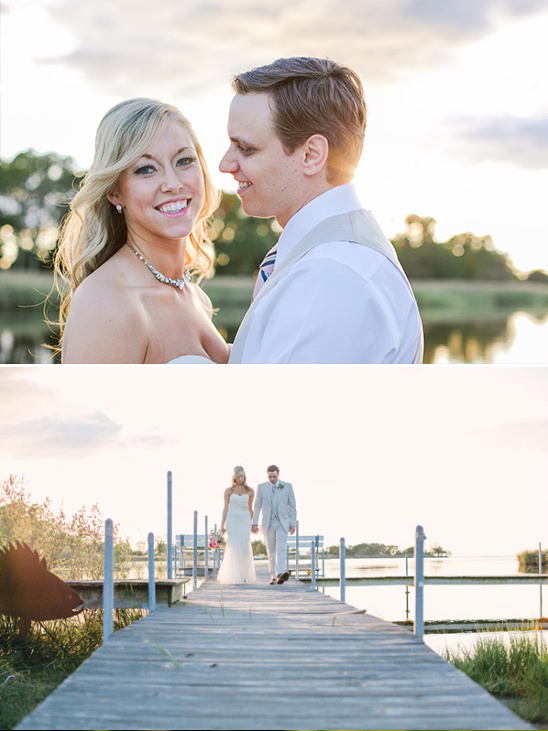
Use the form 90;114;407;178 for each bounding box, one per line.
289;526;296;535
251;525;259;534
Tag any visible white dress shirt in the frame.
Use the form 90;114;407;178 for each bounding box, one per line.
236;184;423;364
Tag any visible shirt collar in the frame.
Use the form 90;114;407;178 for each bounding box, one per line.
275;183;362;270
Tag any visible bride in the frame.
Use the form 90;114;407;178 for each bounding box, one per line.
56;97;229;364
217;466;256;585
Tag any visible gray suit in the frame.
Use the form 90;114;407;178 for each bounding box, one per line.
253;480;297;579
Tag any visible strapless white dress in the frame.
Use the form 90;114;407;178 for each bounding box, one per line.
217;493;256;585
167;355;215;364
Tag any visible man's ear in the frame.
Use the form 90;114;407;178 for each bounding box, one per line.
302;134;329;176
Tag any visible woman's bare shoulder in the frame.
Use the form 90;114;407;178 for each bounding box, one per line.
62;265;147;363
191;283;214;318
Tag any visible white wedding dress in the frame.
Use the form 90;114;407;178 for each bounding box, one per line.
167;355;215;364
217;493;256;585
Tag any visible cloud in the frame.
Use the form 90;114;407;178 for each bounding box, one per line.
451;114;548;170
0;369;56;423
40;0;548;96
0;409;168;459
485;418;548;452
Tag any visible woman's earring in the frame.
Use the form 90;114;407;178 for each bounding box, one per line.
116;204;123;214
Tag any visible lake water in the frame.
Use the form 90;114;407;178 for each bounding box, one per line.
313;556;547;657
315;556;545;622
2;308;548;363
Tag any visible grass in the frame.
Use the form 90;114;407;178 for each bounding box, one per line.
445;631;548;725
0;609;145;730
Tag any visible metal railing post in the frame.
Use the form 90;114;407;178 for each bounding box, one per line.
540;541;543;618
148;532;156;613
340;537;346;604
295;521;300;578
205;515;209;578
414;525;426;640
311;540;316;590
167;471;173;579
193;511;198;589
103;519;114;643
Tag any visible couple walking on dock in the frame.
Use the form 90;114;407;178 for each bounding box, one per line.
217;465;297;586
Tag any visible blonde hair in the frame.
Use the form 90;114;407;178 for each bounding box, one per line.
232;466;250;490
54;98;219;331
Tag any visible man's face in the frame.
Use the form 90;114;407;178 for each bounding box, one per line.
267;470;279;485
219;93;306;228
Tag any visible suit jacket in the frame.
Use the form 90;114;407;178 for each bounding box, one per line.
253;481;297;534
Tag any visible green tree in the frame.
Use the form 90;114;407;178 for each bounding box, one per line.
427;543;451;557
392;214;518;281
252;540;266;556
0;474;127;579
0;149;82;270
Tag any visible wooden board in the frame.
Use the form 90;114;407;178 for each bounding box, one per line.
16;567;532;731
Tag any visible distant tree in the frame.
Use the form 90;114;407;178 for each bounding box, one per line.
345;542;399;558
252;539;266;556
526;269;548;284
0;149;82;270
392;214;518;281
427;543;451;557
154;538;167;557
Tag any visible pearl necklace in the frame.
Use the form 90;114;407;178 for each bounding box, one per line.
126;243;191;290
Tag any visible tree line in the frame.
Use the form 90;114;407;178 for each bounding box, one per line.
1;149;547;283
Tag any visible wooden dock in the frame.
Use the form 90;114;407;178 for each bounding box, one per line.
16;567;532;731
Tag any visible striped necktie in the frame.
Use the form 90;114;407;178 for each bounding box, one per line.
252;244;278;301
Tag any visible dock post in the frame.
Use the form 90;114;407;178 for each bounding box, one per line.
540;541;543;618
311;540;316;590
205;515;209;578
167;472;173;579
340;537;346;604
295;521;300;579
415;525;426;640
148;532;156;613
193;511;198;589
405;553;410;619
103;519;114;643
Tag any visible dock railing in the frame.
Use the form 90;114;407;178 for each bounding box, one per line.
286;532;325;578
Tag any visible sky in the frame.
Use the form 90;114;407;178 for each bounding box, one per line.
1;0;547;273
1;365;547;557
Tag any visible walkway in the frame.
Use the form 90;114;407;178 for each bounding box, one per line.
16;567;532;730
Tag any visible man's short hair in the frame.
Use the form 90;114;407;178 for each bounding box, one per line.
267;465;280;473
232;57;367;186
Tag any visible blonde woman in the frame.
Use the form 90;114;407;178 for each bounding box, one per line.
56;98;229;364
217;466;256;585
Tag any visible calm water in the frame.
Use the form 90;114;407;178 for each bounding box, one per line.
317;556;545;623
315;556;548;658
2;308;548;364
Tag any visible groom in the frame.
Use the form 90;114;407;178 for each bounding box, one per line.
220;56;423;364
252;465;297;585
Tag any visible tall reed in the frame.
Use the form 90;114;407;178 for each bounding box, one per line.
445;631;548;724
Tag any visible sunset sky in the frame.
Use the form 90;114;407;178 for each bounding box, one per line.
1;365;547;557
1;0;547;273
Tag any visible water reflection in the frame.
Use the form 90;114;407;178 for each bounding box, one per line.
2;308;548;364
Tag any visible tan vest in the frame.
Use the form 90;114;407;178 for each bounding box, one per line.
230;209;424;364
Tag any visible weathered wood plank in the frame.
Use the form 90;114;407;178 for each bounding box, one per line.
16;567;533;731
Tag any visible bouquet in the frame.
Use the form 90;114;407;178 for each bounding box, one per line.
209;529;224;550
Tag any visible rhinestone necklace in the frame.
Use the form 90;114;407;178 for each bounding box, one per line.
126;243;190;290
